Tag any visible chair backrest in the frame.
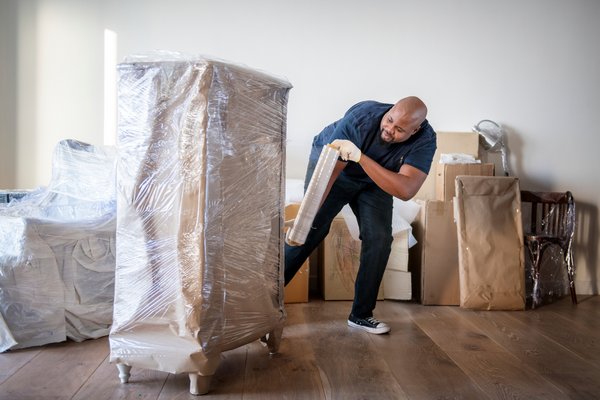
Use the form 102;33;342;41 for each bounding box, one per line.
520;191;576;246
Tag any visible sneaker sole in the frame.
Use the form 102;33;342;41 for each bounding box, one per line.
347;320;391;334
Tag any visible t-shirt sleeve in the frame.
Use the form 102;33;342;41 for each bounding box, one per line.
403;138;436;174
329;117;356;142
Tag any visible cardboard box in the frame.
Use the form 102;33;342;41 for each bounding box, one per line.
385;231;411;300
320;216;386;300
387;229;409;272
284;262;309;303
284;204;310;303
414;132;480;200
383;269;412;300
435;163;495;201
454;176;525;310
411;200;460;305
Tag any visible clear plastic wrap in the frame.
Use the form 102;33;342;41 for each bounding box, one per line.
286;145;339;245
521;191;576;307
0;140;117;352
109;55;291;388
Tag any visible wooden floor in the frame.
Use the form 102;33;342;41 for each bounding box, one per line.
1;295;600;400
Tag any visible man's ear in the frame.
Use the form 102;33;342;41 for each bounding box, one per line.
412;122;424;135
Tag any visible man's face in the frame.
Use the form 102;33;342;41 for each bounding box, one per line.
379;107;420;144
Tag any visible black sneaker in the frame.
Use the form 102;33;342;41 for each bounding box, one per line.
347;314;391;334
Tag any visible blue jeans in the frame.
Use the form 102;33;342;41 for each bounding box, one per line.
285;155;393;319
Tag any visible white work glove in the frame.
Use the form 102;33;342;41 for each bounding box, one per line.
331;139;361;162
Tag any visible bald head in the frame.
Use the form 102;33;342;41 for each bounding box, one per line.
394;96;427;127
379;96;428;143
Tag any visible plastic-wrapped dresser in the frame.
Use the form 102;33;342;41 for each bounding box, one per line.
109;55;292;395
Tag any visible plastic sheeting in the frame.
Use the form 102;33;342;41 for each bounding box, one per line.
285;178;420;247
287;145;339;246
521;192;576;307
109;55;291;377
0;140;117;352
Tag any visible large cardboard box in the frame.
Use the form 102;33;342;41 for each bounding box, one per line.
284;204;309;303
387;230;409;272
435;163;495;201
454;176;525;310
383;269;412;300
414;132;480;200
384;230;411;300
320;216;386;300
411;200;460;305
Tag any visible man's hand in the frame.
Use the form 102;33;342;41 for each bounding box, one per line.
331;139;361;162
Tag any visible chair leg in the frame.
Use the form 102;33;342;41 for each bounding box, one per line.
565;247;578;305
116;363;131;384
266;326;283;355
526;240;543;309
189;373;212;396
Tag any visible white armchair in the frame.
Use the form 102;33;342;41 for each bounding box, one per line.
0;139;116;351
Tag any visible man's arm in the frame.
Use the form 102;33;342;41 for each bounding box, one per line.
331;139;428;200
358;154;427;200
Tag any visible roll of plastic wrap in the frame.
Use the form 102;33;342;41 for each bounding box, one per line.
287;145;339;245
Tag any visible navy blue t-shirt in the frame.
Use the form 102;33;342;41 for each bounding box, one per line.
311;101;437;183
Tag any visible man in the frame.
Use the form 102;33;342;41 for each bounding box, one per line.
285;96;436;334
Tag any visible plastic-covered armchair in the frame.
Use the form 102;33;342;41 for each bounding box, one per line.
0;139;116;352
520;191;577;308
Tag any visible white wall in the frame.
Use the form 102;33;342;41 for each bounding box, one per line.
0;0;18;188
2;0;599;293
1;0;104;187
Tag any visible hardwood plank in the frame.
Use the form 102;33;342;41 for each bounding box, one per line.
0;298;599;399
544;296;600;332
0;347;41;385
299;300;409;400
407;305;569;399
0;337;108;400
72;353;169;400
157;344;247;400
157;302;328;399
451;306;600;399
373;301;489;399
505;304;600;368
242;303;327;400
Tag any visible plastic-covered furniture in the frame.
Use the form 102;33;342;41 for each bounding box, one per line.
109;55;291;395
520;190;577;308
0;140;116;352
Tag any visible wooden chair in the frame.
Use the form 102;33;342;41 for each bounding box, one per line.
520;191;577;308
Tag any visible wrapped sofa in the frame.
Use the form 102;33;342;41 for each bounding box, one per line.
0;140;117;352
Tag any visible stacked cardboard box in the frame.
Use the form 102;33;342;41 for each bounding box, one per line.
284;203;310;303
435;163;495;201
412;200;460;305
320;215;384;300
410;132;495;305
382;230;411;300
414;132;480;200
320;215;412;300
